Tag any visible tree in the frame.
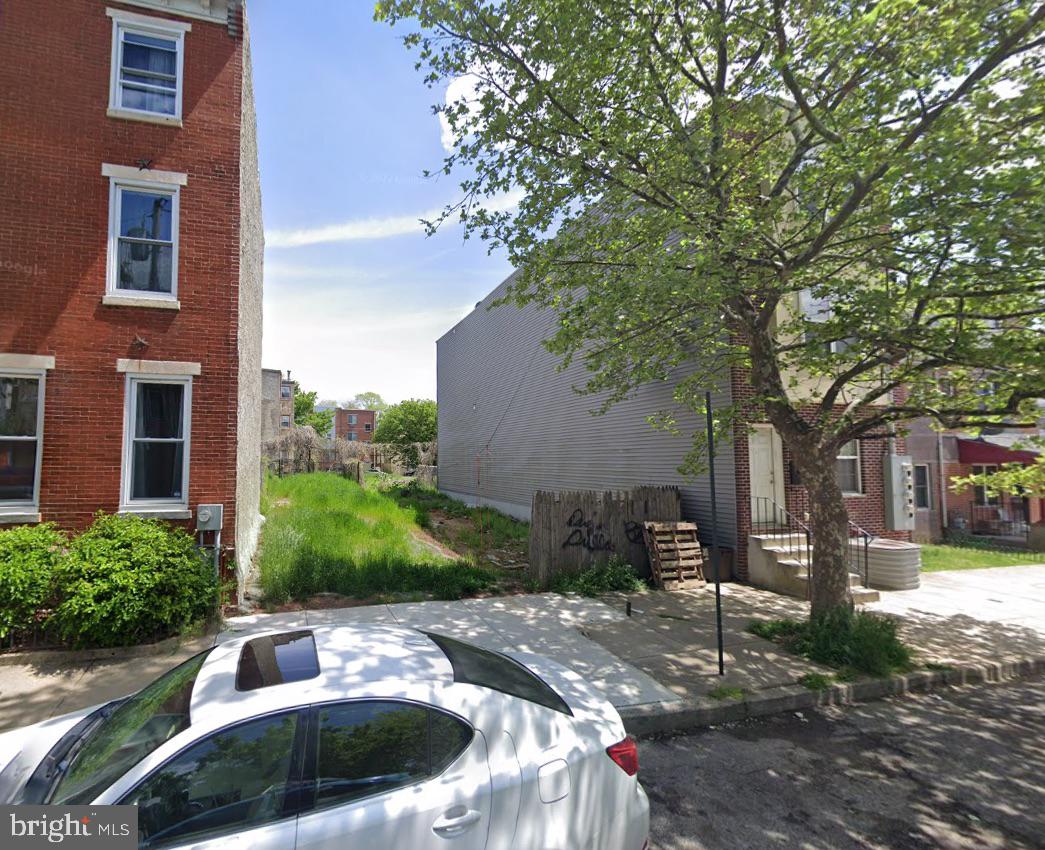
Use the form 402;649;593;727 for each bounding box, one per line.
376;0;1045;615
373;399;437;467
347;391;387;413
292;383;334;436
951;437;1045;498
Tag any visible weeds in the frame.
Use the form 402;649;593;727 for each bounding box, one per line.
258;474;493;603
550;556;645;596
708;685;746;701
748;608;914;678
797;672;834;691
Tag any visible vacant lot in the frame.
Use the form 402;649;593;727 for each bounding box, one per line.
257;474;530;606
919;543;1040;572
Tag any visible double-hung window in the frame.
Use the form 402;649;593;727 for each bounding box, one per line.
105;169;182;302
0;369;46;517
913;464;931;509
971;464;999;506
122;374;192;511
835;440;862;495
107;9;189;123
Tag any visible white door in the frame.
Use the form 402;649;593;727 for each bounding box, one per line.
294;701;492;850
749;425;786;526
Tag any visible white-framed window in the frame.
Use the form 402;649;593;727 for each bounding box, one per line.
971;464;999;506
280;415;291;428
799;289;855;352
106;173;181;302
914;464;931;509
0;369;46;514
364;422;372;432
281;384;292;399
107;9;189;123
348;414;357;425
121;375;192;510
836;439;862;495
348;432;357;442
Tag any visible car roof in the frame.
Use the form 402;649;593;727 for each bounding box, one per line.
189;625;454;728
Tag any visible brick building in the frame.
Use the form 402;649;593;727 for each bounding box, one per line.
334;409;377;442
0;0;264;583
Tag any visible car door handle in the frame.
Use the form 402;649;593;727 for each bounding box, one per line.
432;806;482;837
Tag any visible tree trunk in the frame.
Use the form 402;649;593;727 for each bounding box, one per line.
795;451;853;617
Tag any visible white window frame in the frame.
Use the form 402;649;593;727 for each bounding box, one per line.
348;432;357;442
348;414;357;425
971;464;1000;506
836;439;863;496
913;464;931;510
281;385;292;399
107;8;190;125
0;361;51;520
120;373;192;515
280;415;291;428
105;168;183;305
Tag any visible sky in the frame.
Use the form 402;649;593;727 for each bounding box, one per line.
250;2;513;405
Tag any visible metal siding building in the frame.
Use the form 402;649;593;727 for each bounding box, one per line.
437;274;738;551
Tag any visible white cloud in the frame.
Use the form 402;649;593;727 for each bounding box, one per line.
440;73;482;152
265;189;526;249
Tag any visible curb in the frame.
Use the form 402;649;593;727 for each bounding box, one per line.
620;657;1045;738
0;630;219;668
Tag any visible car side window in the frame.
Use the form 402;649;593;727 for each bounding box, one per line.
314;702;472;810
124;711;300;848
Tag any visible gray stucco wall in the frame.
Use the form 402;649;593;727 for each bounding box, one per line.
234;11;263;583
437;275;738;551
261;368;282;445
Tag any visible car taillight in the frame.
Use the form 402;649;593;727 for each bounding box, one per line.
606;736;639;776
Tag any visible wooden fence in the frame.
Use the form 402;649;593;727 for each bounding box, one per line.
528;486;682;585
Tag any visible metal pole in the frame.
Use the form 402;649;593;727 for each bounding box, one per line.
705;391;725;676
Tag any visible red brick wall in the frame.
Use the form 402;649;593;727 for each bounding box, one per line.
729;365;911;579
334;410;377;442
0;1;244;544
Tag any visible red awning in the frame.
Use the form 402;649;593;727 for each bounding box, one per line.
956;438;1039;465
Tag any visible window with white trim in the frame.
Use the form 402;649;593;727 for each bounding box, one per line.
280;384;292;399
122;376;191;507
348;432;357;442
348;414;357;425
0;372;44;511
280;415;291;428
835;439;862;494
914;464;931;509
107;177;180;300
971;464;999;506
108;11;187;120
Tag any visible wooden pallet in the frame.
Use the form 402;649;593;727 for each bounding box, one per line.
643;521;706;590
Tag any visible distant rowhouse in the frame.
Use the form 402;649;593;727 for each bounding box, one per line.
0;0;264;583
334;409;376;443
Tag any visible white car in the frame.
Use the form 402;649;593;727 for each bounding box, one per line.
0;625;649;850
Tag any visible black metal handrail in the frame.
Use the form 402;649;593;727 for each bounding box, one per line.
752;496;813;600
845;519;875;588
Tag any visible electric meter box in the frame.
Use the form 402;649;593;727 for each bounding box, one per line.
196;503;224;532
884;455;916;532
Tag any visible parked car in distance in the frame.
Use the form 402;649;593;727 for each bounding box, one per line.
0;625;649;850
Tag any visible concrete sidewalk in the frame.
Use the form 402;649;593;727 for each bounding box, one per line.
3;568;1043;735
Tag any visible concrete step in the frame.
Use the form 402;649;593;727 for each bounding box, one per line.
792;572;870;590
852;587;881;605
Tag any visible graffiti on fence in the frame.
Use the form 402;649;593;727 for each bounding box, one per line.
623;520;645;544
561;508;616;552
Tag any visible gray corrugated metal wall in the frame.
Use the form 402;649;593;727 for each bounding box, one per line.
437;275;738;551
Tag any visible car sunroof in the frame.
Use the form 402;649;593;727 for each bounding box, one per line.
236;630;320;691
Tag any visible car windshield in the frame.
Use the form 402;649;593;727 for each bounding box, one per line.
50;649;213;805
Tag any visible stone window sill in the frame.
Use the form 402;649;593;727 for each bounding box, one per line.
102;294;180;311
0;511;42;525
119;507;192;520
107;107;183;128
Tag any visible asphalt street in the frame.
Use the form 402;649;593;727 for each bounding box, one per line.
642;676;1045;850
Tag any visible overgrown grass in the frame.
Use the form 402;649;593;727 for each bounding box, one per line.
550;556;646;597
919;543;1038;572
798;672;834;692
748;608;914;678
708;685;746;701
383;481;529;554
258;474;493;603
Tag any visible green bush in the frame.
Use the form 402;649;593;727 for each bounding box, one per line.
551;556;645;596
0;523;66;640
748;609;913;678
51;513;216;648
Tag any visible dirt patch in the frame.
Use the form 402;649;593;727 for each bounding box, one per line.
409;527;460;560
273;497;290;507
263;593;378;613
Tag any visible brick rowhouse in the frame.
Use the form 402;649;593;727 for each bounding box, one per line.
0;0;263;582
